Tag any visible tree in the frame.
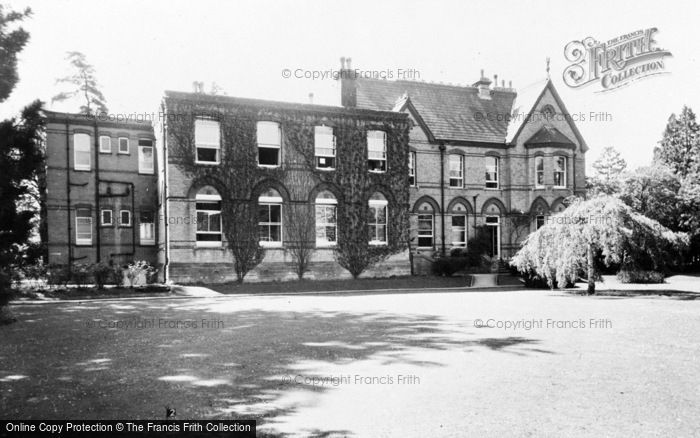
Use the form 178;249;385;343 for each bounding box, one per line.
678;171;700;266
510;195;687;294
654;106;700;178
285;203;316;280
51;51;108;115
619;165;682;231
593;146;627;181
0;5;31;103
588;146;627;195
0;100;45;323
222;201;265;283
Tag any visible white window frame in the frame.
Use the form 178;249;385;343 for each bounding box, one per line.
119;210;132;227
314;126;336;170
451;214;467;247
195;192;223;247
257;121;281;168
367;130;387;173
258;194;283;247
194;119;221;165
100;209;113;226
485;156;499;189
417;214;434;248
73;133;91;171
75;210;92;245
368;197;388;245
485;215;501;258
315;194;338;247
99;135;111;153
408;151;416;187
139;211;155;246
554;156;567;188
535;156;545;188
449;154;463;188
138;142;155;174
118;137;130;154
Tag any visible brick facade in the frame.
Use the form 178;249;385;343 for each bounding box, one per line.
345;70;587;260
44;112;158;268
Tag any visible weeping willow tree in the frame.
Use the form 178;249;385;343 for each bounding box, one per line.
511;195;688;294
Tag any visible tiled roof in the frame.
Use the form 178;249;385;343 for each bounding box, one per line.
354;78;517;144
505;78;548;143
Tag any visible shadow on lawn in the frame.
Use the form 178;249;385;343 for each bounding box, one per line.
2;300;553;437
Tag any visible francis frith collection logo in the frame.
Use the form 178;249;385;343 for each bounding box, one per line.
563;28;672;92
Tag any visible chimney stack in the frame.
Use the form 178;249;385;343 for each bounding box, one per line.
472;69;492;99
339;55;357;107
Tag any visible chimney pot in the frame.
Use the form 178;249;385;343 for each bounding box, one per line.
340;57;345;69
494;74;498;85
308;93;314;104
480;69;484;78
346;57;352;70
509;80;512;88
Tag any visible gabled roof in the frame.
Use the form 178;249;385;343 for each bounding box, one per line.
505;79;588;152
354;78;517;144
524;125;575;148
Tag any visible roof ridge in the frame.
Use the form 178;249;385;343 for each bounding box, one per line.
361;77;517;94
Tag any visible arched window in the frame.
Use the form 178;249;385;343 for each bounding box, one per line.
415;201;435;248
368;193;388;245
450;202;469;248
195;186;222;247
258;188;283;246
315;190;337;247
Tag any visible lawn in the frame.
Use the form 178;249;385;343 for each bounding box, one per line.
1;288;699;437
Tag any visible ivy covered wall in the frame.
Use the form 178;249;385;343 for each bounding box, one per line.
163;93;412;282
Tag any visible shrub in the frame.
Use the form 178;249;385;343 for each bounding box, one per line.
22;261;48;289
432;256;468;277
47;264;71;288
71;263;91;288
617;270;665;284
520;268;575;289
90;262;113;290
125;260;156;288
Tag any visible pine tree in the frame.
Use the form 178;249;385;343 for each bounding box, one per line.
51;51;108;115
592;146;627;182
654;106;700;178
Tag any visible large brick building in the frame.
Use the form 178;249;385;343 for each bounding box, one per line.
44;111;158;267
41;62;587;282
340;62;587;259
158;92;412;283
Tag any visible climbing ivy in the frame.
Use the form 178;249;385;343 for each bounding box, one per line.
165;95;411;280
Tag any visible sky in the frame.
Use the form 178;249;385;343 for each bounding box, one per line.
3;0;699;172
